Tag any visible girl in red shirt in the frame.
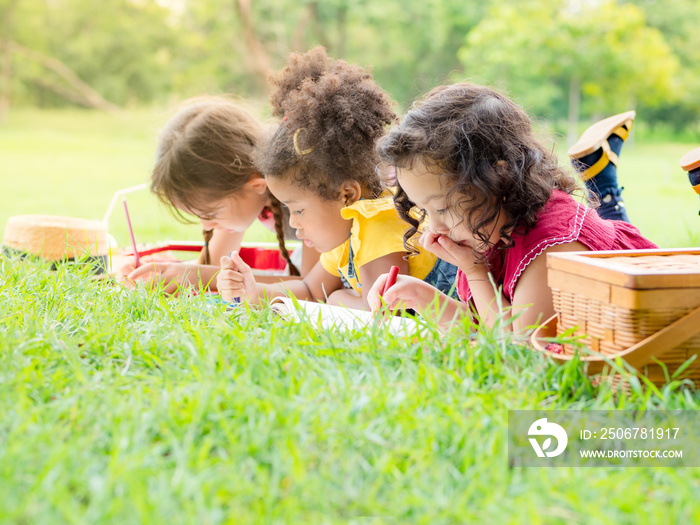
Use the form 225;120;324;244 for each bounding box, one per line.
368;83;657;334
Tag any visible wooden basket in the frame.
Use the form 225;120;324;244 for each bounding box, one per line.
533;248;700;388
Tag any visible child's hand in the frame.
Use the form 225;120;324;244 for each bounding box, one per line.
116;257;138;286
420;232;487;278
367;273;436;314
419;231;463;267
217;251;258;304
116;255;169;282
117;255;153;282
121;261;195;295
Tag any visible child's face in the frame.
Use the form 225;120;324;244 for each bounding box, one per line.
397;159;504;252
265;176;352;253
190;178;269;233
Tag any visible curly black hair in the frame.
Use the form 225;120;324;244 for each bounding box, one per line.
377;82;581;256
253;46;397;201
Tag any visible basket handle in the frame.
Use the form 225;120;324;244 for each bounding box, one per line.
530;314;558;352
619;303;700;369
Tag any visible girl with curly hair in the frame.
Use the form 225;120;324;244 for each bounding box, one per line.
119;96;318;294
217;47;458;309
367;83;657;333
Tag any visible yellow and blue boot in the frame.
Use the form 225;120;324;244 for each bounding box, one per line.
680;146;700;215
568;111;635;222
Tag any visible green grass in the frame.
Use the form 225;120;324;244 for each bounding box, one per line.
0;107;275;248
1;109;699;522
601;131;700;247
0;258;699;523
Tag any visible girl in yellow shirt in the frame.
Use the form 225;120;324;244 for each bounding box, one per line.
217;47;457;310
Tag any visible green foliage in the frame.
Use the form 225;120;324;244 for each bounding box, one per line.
345;0;489;105
625;0;700;132
7;0;179;106
168;0;263;96
458;0;678;119
3;0;699;132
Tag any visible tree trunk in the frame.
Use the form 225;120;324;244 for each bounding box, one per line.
568;74;581;146
308;1;330;50
336;3;348;57
10;42;120;113
235;0;272;88
30;78;101;108
292;4;313;52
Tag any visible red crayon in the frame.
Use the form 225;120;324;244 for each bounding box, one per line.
123;198;140;268
378;265;400;319
381;265;400;296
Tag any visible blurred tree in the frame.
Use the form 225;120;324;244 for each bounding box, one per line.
4;0;696;140
169;0;310;98
10;42;120;112
346;0;490;106
458;0;678;142
7;0;179;108
172;0;491;107
625;0;700;132
0;0;20;121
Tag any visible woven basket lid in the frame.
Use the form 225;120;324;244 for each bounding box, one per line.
2;215;108;261
547;248;700;289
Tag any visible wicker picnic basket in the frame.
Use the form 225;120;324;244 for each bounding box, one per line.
532;248;700;388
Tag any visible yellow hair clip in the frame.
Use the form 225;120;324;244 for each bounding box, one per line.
293;127;314;156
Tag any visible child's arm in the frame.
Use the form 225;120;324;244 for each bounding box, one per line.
207;230;244;261
300;244;321;276
367;274;469;331
428;232;592;333
118;228;244;295
326;252;408;311
218;252;343;305
420;232;510;329
213;230;320;278
120;261;220;295
510;240;589;332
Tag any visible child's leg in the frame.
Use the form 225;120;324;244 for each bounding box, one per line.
568;111;635;223
423;258;460;300
680;146;700;215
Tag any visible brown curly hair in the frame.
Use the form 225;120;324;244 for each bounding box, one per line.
253;46;397;201
151;96;299;275
377;82;581;256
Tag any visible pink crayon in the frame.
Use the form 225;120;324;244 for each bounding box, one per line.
123;198;140;268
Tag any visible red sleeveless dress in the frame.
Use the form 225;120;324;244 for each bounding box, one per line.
456;189;658;303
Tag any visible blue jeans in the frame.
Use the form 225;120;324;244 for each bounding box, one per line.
586;182;630;222
423;257;459;299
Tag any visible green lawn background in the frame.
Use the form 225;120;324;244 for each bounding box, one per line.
1;108;698;249
1;108;699;523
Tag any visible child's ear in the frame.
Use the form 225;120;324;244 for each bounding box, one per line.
245;175;268;194
340;181;362;206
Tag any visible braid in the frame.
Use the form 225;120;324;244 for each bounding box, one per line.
197;229;214;265
268;194;300;276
